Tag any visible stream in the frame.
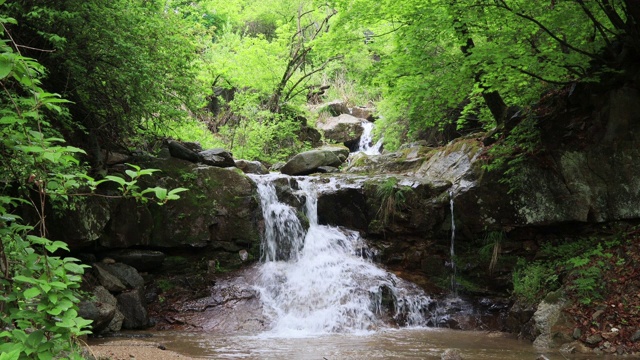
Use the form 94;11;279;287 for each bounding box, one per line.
91;328;605;359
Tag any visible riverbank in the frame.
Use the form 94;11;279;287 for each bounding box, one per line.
86;339;195;360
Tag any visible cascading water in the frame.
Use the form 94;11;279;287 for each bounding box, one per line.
356;122;383;155
449;191;457;296
250;174;433;335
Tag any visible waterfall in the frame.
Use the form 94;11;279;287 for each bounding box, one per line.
449;191;457;296
250;174;433;335
356;122;383;155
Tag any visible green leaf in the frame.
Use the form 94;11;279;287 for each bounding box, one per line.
0;349;20;360
37;351;53;360
168;187;189;196
154;187;168;200
26;330;44;348
23;287;41;299
45;240;69;253
13;275;38;285
63;262;84;274
0;53;13;80
48;281;67;289
47;307;62;316
104;175;127;186
48;293;58;304
125;169;138;179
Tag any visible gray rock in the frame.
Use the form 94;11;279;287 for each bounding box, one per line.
532;292;571;349
350;106;376;121
47;196;112;250
631;329;640;342
99;262;145;291
167;140;201;163
199;148;235;167
102;150;131;165
103;249;166;272
317;114;365;146
317;166;339;173
320;100;350;116
93;263;126;292
181;141;203;153
77;300;116;334
317;144;350;162
281;149;343;175
117;289;149;330
585;333;603;345
92;286;123;332
235;159;268;174
270;162;286;171
108;310;125;332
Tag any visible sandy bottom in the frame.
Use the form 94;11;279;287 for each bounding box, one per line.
87;339;196;360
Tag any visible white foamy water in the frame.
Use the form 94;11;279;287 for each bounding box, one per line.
250;174;432;336
357;122;383;155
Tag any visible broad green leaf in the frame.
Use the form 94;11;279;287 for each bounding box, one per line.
63;262;85;274
49;281;68;289
26;330;44;348
154;187;168;200
0;349;20;360
23;287;41;299
125;169;138;179
45;240;69;253
13;275;39;285
168;187;189;196
0;53;13;79
104;175;127;186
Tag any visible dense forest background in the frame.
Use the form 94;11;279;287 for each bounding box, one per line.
4;0;638;165
1;0;639;357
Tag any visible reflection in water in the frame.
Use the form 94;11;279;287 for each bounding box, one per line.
123;328;591;360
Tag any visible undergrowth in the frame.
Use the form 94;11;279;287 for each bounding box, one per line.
512;233;621;305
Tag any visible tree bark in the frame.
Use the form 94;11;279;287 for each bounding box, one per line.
456;20;508;126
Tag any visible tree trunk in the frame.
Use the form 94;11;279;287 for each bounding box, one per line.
454;16;508;127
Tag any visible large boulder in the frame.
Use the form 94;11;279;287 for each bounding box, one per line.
47;196;112;249
102;249;166;272
280;149;344;175
167;140;201;163
77;300;116;334
317;114;365;147
350;106;376;121
117;289;149;330
317;144;350;162
199;148;236;167
94;286;124;332
96;262;145;292
235;159;268;175
98;158;261;257
319;100;350;116
49;155;262;270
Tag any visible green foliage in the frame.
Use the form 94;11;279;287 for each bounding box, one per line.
482;114;541;193
326;0;637;147
0;11;188;358
513;236;620;305
218;107;309;162
5;0;210;150
512;259;559;303
373;177;410;227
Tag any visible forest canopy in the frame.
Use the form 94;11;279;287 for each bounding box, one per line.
3;0;638;161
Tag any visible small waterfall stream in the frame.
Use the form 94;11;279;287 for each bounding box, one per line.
356;122;383;155
449;191;457;295
250;174;433;335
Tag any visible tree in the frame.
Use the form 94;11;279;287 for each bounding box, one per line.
4;0;209;169
325;0;640;148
